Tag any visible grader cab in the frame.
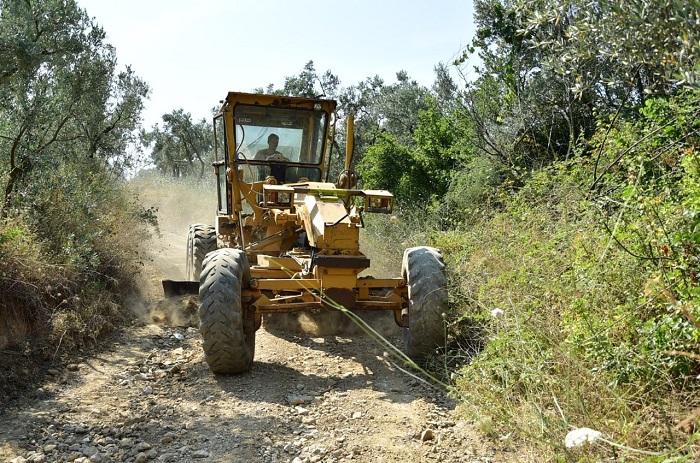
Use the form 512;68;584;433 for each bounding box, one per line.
164;92;447;374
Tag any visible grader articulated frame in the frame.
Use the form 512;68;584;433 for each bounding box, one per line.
164;92;447;374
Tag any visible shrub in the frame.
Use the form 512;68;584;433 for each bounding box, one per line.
0;161;157;393
442;156;699;459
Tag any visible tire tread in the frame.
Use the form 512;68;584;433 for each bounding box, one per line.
401;246;448;358
198;248;254;374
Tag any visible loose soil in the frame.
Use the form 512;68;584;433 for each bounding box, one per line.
0;178;511;462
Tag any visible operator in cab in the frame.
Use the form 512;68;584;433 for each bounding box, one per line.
255;133;287;161
254;133;289;182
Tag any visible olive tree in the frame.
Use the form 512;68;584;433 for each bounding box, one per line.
0;0;149;216
144;109;213;178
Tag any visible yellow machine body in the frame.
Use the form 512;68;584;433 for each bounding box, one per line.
209;93;406;330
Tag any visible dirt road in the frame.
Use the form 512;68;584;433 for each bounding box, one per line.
0;178;503;462
0;312;503;463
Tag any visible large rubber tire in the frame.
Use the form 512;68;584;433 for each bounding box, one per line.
199;248;255;374
186;224;217;280
401;246;448;359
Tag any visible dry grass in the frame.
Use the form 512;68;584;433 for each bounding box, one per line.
434;174;700;461
0;171;156;396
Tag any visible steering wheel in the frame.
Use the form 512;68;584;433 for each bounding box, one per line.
266;153;290;162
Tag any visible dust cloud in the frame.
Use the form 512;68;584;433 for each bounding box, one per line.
264;310;401;338
129;171;401;337
131;173;217;282
127;173;216;325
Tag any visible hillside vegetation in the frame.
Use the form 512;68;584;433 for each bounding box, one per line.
1;0;699;460
0;0;156;393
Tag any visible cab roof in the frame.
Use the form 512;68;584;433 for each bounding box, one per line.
221;92;337;114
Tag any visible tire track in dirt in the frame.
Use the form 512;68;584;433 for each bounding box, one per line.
0;177;507;462
0;313;502;462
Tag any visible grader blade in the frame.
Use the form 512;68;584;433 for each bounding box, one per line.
162;279;199;297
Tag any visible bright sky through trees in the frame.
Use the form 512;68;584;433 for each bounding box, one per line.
78;0;475;128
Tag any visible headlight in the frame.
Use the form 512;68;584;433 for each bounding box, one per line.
363;190;394;214
262;185;294;209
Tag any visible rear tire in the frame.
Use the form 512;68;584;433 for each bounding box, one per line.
401;246;448;359
199;248;255;374
186;224;217;280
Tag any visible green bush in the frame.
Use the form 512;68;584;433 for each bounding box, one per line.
440;154;699;459
585;92;700;387
0;160;157;367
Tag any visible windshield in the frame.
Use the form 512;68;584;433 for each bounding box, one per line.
234;105;328;165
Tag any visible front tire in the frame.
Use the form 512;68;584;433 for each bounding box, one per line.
401;246;448;359
199;248;255;374
186;224;217;280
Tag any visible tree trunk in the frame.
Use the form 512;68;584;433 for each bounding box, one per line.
197;153;205;179
1;126;28;219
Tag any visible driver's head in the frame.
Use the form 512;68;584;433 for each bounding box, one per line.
268;133;279;150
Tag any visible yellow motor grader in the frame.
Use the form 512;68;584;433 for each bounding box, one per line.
164;92;447;374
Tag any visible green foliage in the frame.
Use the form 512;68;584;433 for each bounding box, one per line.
446;15;700;457
463;0;700;183
143;109;213;178
0;0;149;215
427;158;496;230
440;159;699;459
357;131;427;201
0;224;24;247
255;60;340;100
0;164;154;354
413;98;471;194
465;0;597;174
440;163;604;452
0;0;154;387
521;0;700;97
357;97;475;207
576;91;700;391
339;71;433;166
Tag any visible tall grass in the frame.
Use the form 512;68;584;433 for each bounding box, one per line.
0;165;157;392
434;163;699;461
360;155;698;460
